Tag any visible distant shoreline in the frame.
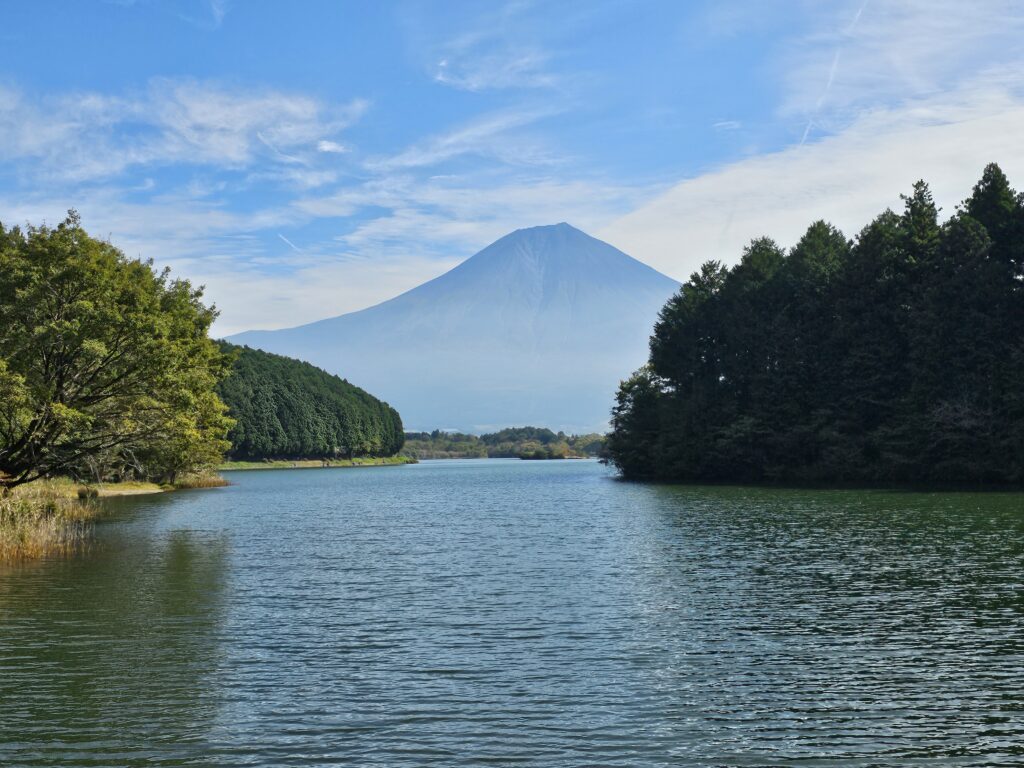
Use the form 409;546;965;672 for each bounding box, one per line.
219;456;416;471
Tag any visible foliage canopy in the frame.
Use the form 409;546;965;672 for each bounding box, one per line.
0;212;232;487
216;343;404;460
608;164;1024;485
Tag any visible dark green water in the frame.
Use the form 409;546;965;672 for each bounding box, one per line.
1;459;1022;766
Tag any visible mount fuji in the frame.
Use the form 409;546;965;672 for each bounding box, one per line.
227;223;679;432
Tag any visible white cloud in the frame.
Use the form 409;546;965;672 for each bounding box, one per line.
425;2;560;92
296;174;644;261
0;80;367;181
106;0;230;29
434;49;556;91
6;1;1024;341
172;0;230;30
317;140;348;153
209;0;228;26
784;0;1024;140
199;253;462;336
0;162;644;335
599;82;1024;282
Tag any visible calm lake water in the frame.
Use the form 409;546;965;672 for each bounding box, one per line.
1;459;1023;766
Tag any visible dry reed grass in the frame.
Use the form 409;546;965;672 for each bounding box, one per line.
0;472;227;562
0;481;100;563
173;472;229;489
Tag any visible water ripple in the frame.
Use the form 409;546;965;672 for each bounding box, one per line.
1;460;1022;766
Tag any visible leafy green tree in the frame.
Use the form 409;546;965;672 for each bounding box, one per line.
0;212;233;488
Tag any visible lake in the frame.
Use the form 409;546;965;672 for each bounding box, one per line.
1;459;1022;766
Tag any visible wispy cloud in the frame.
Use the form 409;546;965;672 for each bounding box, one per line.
110;0;232;31
427;3;560;92
0;158;643;335
4;0;1023;340
327;176;643;253
175;0;230;30
435;49;556;92
800;47;842;145
784;0;1024;138
0;79;368;182
602;79;1024;281
209;0;228;26
368;107;559;170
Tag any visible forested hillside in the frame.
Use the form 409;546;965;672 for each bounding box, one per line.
217;343;404;460
609;164;1024;485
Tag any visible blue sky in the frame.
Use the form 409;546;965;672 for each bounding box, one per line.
1;0;1023;334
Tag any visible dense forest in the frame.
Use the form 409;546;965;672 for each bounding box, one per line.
217;343;404;461
402;427;605;460
608;164;1024;485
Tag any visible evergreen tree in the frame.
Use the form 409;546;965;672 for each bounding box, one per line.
216;343;404;461
608;165;1024;485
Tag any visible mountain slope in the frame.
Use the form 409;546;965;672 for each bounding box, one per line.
228;223;679;432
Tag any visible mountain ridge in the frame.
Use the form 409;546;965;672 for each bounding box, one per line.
228;223;679;432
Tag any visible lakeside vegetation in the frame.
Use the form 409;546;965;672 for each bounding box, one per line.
221;456;414;471
0;214;238;559
0;482;98;562
0;215;407;561
0;212;232;491
609;164;1024;485
402;427;605;460
216;343;404;462
0;475;229;562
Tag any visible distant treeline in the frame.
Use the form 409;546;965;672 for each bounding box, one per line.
217;343;404;461
403;426;605;460
609;164;1024;485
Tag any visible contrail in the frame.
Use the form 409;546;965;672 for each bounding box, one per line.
817;48;842;111
802;48;841;146
847;0;869;33
257;131;304;165
801;0;868;146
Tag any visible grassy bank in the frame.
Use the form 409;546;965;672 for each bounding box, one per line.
0;473;228;563
219;456;416;471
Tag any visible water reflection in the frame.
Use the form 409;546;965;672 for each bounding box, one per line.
628;484;1024;765
0;529;228;765
1;463;1023;766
